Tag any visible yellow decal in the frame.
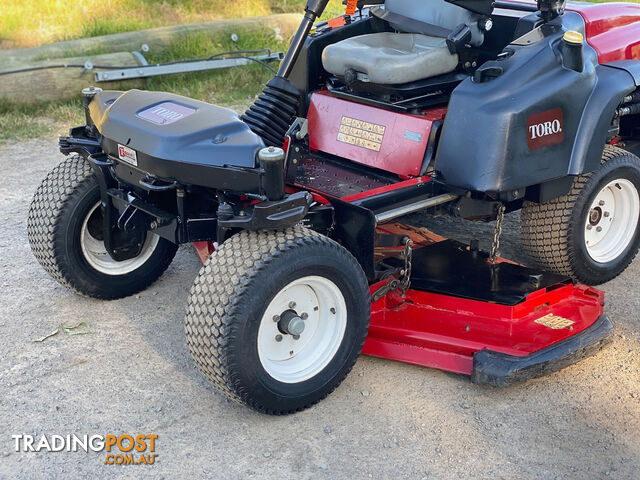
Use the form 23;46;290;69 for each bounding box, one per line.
534;314;575;330
337;116;386;152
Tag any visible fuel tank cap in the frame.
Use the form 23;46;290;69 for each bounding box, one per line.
563;30;584;44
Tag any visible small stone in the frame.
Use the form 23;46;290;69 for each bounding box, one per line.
263;450;271;458
152;291;158;296
459;402;470;409
383;442;391;449
323;426;331;434
361;390;370;397
1;452;10;457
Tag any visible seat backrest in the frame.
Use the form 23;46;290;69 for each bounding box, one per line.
384;0;484;45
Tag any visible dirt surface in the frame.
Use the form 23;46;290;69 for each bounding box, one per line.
1;137;639;480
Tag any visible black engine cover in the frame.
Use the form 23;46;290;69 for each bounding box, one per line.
88;89;265;190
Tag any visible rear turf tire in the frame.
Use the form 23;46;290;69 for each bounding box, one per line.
27;155;178;299
184;226;370;414
521;146;640;285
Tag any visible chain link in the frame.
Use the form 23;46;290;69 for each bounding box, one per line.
489;203;506;264
370;236;413;302
400;236;413;296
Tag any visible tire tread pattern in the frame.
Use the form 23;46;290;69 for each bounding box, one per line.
27;155;96;295
184;226;370;415
27;154;176;299
521;145;639;282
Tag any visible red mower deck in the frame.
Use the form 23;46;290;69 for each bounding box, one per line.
363;225;612;385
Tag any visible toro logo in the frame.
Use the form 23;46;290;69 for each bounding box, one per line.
117;144;138;166
527;107;564;150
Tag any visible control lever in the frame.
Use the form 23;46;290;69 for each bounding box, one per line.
447;24;473;54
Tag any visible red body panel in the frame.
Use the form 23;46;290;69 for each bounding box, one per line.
364;283;604;375
193;241;215;263
307;91;446;177
569;2;640;63
341;176;430;202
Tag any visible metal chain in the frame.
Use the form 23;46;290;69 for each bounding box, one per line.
370;236;413;302
400;237;413;296
489;203;506;264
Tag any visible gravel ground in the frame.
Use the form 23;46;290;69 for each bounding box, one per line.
1;137;639;480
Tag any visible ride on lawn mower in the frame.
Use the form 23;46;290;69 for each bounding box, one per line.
28;0;640;414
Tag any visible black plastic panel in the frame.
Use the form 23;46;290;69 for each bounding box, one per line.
605;59;640;87
387;239;570;306
435;13;635;194
92;89;264;170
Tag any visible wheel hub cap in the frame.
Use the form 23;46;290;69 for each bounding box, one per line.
584;179;640;264
278;310;306;336
257;276;347;384
589;206;602;226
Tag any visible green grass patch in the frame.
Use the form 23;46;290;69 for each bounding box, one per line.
0;99;84;142
80;17;156;39
0;1;343;141
0;28;286;141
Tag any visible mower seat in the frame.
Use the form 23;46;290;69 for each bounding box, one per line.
322;33;459;85
322;0;484;85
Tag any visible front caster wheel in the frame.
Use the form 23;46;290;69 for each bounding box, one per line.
27;155;178;299
521;146;640;285
184;226;370;414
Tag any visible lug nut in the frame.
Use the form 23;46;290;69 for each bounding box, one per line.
587;225;592;230
288;301;296;309
596;226;603;232
272;315;280;322
599;200;605;206
604;212;610;218
293;335;300;340
301;312;308;320
275;335;283;342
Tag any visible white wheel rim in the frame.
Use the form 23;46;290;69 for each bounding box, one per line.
257;276;347;384
584;179;640;263
80;202;159;275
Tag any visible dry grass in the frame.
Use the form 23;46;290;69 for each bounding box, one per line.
0;0;344;49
